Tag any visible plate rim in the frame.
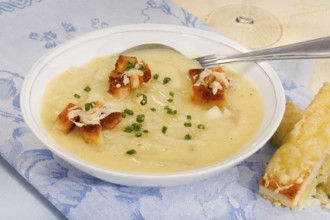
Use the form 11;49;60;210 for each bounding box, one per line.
20;24;285;186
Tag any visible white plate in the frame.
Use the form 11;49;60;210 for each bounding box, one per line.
20;24;285;187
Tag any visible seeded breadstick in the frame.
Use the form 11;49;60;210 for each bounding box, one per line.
259;82;330;208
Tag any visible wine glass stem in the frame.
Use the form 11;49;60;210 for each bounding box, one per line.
236;0;254;24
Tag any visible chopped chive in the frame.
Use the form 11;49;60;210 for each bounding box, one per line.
74;93;80;98
163;77;171;84
150;107;156;112
84;101;96;111
131;123;142;132
124;126;134;133
136;114;145;123
126;149;137;155
125;108;134;115
137;93;147;105
138;64;145;70
184;134;192;140
122;108;134;118
187;115;192;120
197;124;206;129
125;61;136;70
135;132;142;137
84;103;91;111
153;74;159;80
124;123;142;133
164;106;177;115
184;122;192;127
142;129;149;133
167;98;173;103
84;85;91;92
162;126;168;134
169;91;174;97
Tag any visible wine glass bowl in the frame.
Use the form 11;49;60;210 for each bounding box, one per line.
206;4;283;49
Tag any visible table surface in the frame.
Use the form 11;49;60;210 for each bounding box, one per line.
173;0;330;94
1;0;330;219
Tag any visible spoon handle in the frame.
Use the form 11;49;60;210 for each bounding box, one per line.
196;37;330;66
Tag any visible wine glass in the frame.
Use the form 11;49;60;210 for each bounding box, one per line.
206;0;283;49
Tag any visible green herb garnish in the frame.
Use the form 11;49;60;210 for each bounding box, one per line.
126;149;137;155
187;115;192;120
164;106;177;115
136;114;145;123
167;98;173;103
124;108;134;115
84;85;91;92
153;74;159;80
162;126;168;134
169;91;174;97
184;134;192;140
84;101;96;111
124;126;134;133
124;123;142;133
137;93;147;105
184;122;192;127
163;77;171;84
150;107;156;112
131;123;142;132
122;108;134;118
197;124;206;129
135;132;142;137
74;93;80;98
125;61;136;70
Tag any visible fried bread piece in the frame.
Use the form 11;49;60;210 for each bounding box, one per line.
56;101;122;144
115;55;138;73
188;67;230;105
81;124;102;144
100;112;122;129
108;70;130;99
108;55;151;99
259;83;330;208
55;103;81;134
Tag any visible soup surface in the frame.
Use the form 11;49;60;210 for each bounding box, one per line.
41;48;264;173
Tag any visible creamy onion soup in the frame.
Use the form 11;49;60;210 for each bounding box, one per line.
41;48;264;173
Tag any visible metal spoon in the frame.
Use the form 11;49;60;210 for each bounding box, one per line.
120;36;330;68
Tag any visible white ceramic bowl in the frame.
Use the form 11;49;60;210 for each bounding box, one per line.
21;24;285;187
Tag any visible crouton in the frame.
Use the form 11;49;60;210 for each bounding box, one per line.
108;70;130;99
100;112;122;129
80;124;102;144
108;55;151;99
115;55;138;73
55;101;122;145
55;103;81;134
188;67;230;104
139;61;151;83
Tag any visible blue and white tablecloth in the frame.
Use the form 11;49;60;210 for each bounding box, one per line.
1;0;329;219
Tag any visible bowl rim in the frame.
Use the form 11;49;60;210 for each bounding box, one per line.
20;24;286;186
